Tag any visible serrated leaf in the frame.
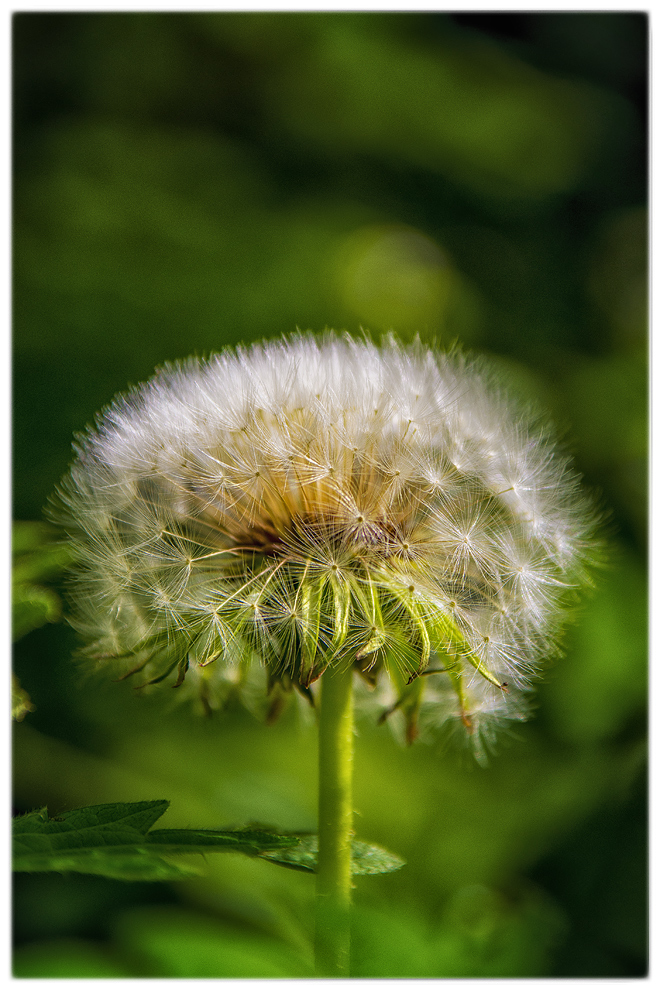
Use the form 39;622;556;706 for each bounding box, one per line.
259;834;406;876
13;801;299;882
13;800;405;882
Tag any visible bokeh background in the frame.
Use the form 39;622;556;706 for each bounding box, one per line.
12;11;647;978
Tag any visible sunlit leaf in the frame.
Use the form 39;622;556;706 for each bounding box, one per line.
259;833;406;876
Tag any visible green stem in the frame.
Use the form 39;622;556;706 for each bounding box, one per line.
315;661;354;977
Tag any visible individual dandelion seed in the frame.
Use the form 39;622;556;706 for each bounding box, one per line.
52;333;595;755
51;332;596;976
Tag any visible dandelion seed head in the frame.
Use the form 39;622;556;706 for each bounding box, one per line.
52;333;595;757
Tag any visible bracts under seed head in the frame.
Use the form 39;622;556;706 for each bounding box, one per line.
51;334;596;762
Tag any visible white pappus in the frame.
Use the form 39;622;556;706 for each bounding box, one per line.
52;333;596;761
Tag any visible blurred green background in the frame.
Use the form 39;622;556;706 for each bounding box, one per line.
12;11;647;978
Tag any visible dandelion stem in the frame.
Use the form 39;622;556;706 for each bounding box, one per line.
315;661;354;977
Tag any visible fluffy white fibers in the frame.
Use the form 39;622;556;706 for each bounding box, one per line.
53;334;595;760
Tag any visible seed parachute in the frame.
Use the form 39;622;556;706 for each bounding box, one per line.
53;334;595;761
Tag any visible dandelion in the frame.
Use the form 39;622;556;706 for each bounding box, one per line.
52;333;595;974
53;334;592;742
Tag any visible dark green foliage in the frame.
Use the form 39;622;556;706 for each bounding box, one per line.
13;800;404;882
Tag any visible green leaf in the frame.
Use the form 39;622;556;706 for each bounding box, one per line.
13;800;405;882
12;521;73;642
13;801;297;881
12;521;73;585
350;838;406;875
13;801;183;881
259;834;406;876
146;826;300;856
